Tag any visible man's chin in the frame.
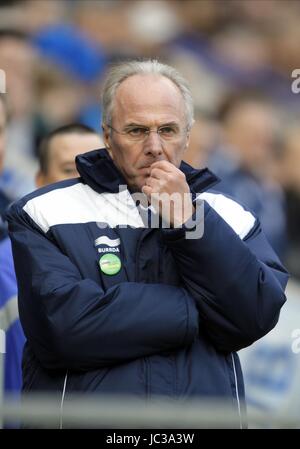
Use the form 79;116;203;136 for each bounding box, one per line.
126;178;142;193
123;171;150;193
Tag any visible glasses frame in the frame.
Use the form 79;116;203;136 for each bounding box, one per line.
106;124;188;142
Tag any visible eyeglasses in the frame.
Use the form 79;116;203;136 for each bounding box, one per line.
106;124;187;142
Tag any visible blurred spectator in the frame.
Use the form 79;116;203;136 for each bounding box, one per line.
1;121;103;425
32;23;107;134
210;22;270;74
36;123;103;187
0;29;38;196
0;0;67;35
207;91;287;257
32;23;107;84
0;94;10;219
126;0;182;56
183;109;220;168
0;239;24;398
34;63;87;137
0;30;35;123
168;7;300;116
239;279;300;425
277;126;300;279
0;92;25;404
73;0;135;57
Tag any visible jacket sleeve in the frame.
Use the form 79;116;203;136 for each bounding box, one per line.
7;205;198;371
161;198;288;353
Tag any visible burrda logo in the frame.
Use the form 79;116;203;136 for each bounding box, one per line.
94;236;121;253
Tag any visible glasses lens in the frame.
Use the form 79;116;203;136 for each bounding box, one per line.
127;127;148;140
127;127;183;142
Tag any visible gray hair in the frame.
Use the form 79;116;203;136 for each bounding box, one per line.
101;59;194;130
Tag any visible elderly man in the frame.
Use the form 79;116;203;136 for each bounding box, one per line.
7;60;288;428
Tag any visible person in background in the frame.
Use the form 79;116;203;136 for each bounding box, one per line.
239;124;300;420
0;30;38;197
0;117;103;425
7;60;288;429
36;123;103;187
0;94;10;218
278;126;300;280
207;91;287;258
183;109;219;170
238;126;300;421
0;93;25;400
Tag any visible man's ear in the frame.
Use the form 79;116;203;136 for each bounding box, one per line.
36;171;45;188
102;124;113;159
183;130;190;153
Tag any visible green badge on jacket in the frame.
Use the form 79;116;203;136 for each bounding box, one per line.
99;253;121;275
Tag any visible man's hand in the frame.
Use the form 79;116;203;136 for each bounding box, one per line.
142;161;195;227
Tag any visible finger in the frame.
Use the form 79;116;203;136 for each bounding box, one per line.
145;176;161;189
150;160;174;172
142;185;152;197
149;168;167;180
145;176;154;187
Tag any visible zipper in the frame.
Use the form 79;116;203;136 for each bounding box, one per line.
135;231;151;399
231;354;243;429
59;371;68;429
134;230;145;281
144;357;151;399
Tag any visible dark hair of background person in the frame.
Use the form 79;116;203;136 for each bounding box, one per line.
216;89;271;124
38;123;99;173
0;29;28;41
0;92;5;107
0;92;8;122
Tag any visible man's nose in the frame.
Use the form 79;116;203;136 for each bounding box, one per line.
143;130;163;157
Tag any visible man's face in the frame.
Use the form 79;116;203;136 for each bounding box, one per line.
36;132;103;187
103;74;190;191
0;37;35;117
281;131;300;194
0;100;6;174
224;102;277;172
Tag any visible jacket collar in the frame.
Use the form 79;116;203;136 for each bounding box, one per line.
180;160;220;193
76;148;220;195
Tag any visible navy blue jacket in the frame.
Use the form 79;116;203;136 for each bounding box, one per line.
7;149;288;427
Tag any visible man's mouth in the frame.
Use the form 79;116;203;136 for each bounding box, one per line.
139;165;151;173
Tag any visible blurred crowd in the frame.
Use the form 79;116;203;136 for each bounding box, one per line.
1;0;300;426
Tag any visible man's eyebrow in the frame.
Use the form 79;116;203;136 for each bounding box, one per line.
124;123;148;128
124;121;179;128
158;122;179;128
